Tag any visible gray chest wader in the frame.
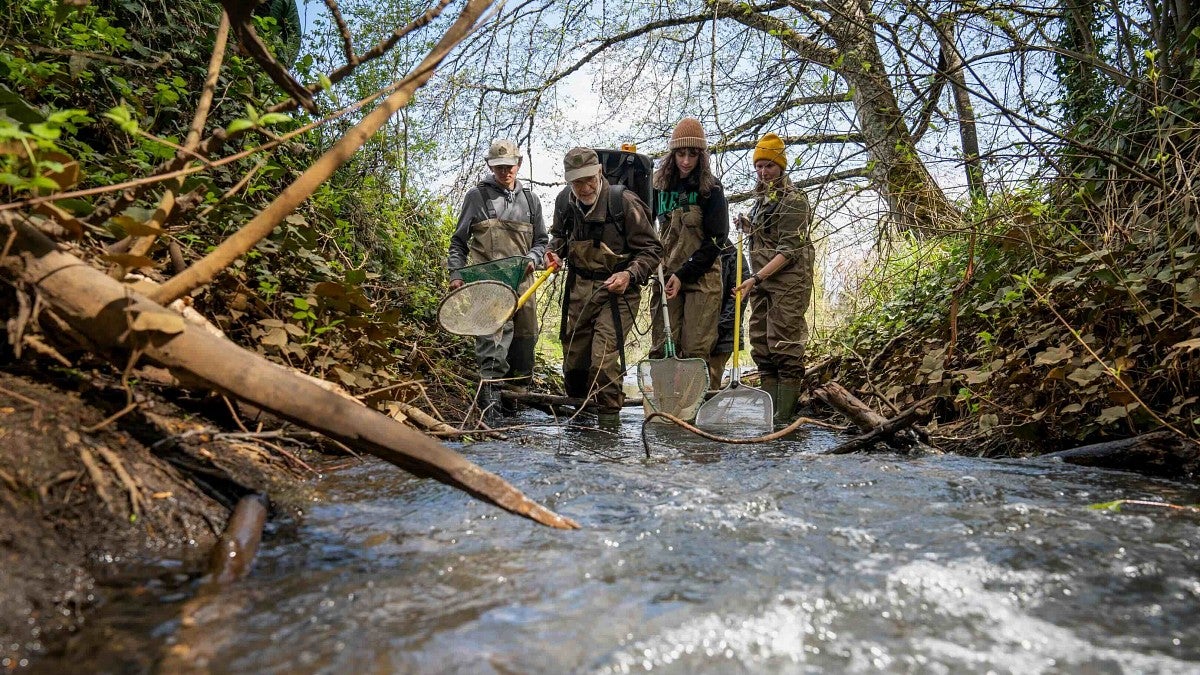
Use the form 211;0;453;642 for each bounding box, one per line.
468;187;538;385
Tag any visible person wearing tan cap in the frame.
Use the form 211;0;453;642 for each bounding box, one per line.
447;139;549;421
732;132;815;423
649;117;729;370
548;147;662;427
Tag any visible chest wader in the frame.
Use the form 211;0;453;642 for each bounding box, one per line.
559;196;635;413
651;201;722;360
748;193;814;423
467;192;538;390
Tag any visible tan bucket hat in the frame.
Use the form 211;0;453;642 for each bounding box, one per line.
563;147;601;181
486;139;522;167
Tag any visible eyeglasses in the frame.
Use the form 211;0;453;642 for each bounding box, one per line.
674;148;701;158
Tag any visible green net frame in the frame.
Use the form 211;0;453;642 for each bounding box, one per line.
458;256;528;291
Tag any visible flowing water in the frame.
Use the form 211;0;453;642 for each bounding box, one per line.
36;411;1200;673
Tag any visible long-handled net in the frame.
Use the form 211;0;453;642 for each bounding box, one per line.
438;257;558;336
637;265;709;421
695;235;772;434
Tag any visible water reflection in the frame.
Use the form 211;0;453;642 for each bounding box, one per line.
37;410;1200;673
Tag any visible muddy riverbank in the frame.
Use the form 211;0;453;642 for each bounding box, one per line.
0;366;319;669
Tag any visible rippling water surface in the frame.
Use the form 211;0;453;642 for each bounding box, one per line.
41;411;1200;673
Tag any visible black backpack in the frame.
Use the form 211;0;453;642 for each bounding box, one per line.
554;148;655;239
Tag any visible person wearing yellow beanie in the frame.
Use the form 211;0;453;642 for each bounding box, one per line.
649;118;730;373
752;132;788;169
732;131;815;424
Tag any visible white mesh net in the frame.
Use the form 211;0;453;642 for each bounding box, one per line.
637;356;709;421
695;384;773;436
437;281;517;336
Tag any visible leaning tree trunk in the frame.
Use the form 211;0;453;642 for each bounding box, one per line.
826;0;961;235
714;0;961;235
936;16;987;203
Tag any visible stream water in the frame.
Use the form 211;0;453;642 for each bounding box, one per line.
34;410;1200;673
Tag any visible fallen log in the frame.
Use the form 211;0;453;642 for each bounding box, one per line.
1;218;577;529
1039;431;1200;478
813;381;889;430
815;397;935;455
386;400;458;435
813;382;918;446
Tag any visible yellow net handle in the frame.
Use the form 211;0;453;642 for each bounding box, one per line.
515;260;560;309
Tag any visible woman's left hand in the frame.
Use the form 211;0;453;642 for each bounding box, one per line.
664;274;681;299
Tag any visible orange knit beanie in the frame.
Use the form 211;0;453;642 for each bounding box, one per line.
669;117;707;150
753;132;787;169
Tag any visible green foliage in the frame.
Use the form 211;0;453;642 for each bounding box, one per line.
2;0;469;393
819;178;1199;454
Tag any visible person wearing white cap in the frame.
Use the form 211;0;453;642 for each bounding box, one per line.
548;147;662;427
447;139;549;421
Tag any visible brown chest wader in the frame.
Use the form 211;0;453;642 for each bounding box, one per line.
559;190;634;407
748;192;814;421
651;203;722;360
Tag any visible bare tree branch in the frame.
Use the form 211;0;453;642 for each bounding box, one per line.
151;0;497;304
217;0;318;114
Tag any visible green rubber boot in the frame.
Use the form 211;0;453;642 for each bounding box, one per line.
596;411;621;431
774;381;803;424
758;373;779;401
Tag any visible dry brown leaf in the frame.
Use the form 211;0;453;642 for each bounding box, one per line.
33;202;84;238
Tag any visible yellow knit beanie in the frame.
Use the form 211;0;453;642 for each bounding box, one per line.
669;117;707;150
753;132;787;169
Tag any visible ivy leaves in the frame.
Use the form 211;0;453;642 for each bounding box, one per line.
226;104;292;135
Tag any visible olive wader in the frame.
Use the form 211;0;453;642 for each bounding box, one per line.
649;200;722;360
747;178;815;422
468;191;539;410
559;188;643;416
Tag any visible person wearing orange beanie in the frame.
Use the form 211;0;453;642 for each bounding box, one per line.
648;118;729;374
732;132;815;423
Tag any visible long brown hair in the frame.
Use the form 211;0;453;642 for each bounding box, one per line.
653;149;718;196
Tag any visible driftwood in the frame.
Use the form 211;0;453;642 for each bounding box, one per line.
1;218;577;529
815;397;936;455
813;382;937;454
1040;431;1200;478
387;400;458;435
815;381;890;430
162;493;269;673
206;493;268;586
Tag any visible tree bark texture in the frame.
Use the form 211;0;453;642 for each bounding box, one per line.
712;0;960;235
935;16;986;203
813;382;929;452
